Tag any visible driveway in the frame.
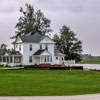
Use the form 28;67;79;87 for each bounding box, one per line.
0;94;100;100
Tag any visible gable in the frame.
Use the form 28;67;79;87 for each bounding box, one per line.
5;53;9;56
40;50;51;56
16;37;22;43
40;36;55;44
33;50;51;56
13;37;22;44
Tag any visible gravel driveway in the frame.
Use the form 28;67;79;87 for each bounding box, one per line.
0;94;100;100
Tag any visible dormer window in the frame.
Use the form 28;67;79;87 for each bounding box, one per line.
45;45;48;50
30;44;32;51
40;45;42;49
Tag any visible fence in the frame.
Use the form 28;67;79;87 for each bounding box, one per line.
65;64;100;70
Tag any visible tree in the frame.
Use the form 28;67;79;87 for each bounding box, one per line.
0;44;7;55
14;4;52;39
53;25;82;62
0;44;7;49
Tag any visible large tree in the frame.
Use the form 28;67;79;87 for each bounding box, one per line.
14;4;52;38
0;44;7;55
53;25;82;62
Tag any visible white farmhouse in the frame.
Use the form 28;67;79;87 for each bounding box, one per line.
0;32;65;66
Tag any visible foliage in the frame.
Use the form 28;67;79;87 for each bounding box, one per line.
15;4;52;38
53;25;82;62
0;44;7;55
83;58;100;64
0;70;100;96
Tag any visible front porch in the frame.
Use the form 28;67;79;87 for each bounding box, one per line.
33;49;52;66
34;55;52;66
0;55;22;66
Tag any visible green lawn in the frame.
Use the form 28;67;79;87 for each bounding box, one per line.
0;65;12;68
0;65;4;68
83;58;100;64
0;70;100;96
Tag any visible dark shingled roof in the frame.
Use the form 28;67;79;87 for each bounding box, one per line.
33;49;45;55
12;32;54;44
0;51;22;56
54;49;65;56
9;51;22;55
20;32;43;43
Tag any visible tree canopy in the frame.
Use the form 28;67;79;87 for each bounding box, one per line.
53;25;82;62
14;4;52;38
0;44;7;55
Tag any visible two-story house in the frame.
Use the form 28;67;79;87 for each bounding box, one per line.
0;32;65;66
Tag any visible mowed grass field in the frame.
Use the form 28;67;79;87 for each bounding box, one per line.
0;70;100;96
83;58;100;64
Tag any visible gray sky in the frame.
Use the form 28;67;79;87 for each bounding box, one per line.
0;0;100;56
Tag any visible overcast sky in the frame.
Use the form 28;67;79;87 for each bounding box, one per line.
0;0;100;56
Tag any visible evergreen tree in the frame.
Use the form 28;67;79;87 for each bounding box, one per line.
53;25;82;62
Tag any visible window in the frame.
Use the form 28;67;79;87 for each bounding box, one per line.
47;56;49;62
19;44;21;51
40;45;42;49
7;57;9;62
45;45;48;50
10;56;12;63
3;57;6;62
56;57;58;60
29;56;32;63
51;56;52;62
44;56;49;62
62;57;64;60
30;44;32;51
0;56;1;62
45;56;46;62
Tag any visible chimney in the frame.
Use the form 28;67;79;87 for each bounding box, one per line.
32;28;36;32
31;28;36;35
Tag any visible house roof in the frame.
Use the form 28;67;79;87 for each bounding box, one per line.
9;51;22;56
12;32;55;44
20;32;42;43
33;49;51;56
0;51;22;56
54;49;65;56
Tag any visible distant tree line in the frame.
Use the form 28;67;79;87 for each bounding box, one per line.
82;54;100;59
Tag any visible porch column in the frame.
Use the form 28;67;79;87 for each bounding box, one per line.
49;56;51;63
40;55;41;64
2;56;3;62
12;56;14;63
1;56;3;62
5;56;7;63
9;56;10;63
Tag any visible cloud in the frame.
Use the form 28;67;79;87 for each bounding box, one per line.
0;0;100;55
0;0;20;13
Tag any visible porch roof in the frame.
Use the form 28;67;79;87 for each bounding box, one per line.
0;51;22;56
54;49;65;56
33;50;45;55
33;49;51;56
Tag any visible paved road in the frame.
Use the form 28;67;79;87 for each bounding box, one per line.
0;94;100;100
0;67;24;70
